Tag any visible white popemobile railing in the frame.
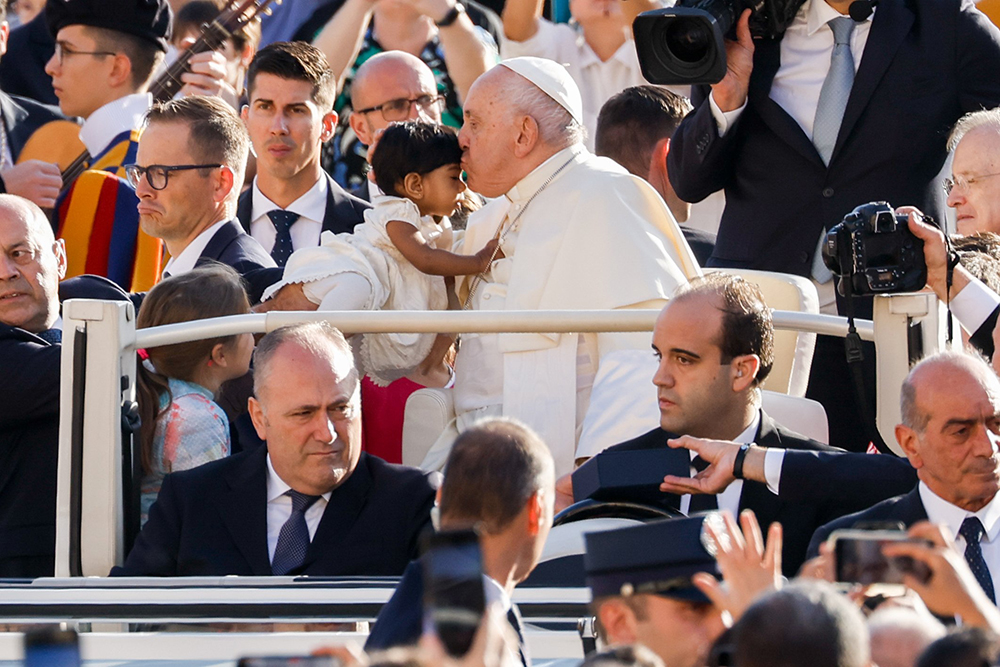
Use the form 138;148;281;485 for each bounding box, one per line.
53;293;949;580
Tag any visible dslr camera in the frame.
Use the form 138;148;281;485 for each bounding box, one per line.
821;202;927;297
632;0;804;85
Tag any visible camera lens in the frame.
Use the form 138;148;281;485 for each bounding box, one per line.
665;18;712;63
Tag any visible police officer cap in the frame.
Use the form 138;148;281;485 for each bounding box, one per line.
585;515;721;603
47;0;173;52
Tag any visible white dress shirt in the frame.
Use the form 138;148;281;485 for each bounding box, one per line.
709;0;873;137
162;219;230;277
919;481;1000;580
249;175;328;253
265;454;332;563
79;93;152;156
680;412;759;516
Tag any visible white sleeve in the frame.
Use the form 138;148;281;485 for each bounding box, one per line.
709;91;747;137
949;277;1000;334
763;448;786;495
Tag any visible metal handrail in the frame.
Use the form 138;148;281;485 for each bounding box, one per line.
133;309;873;349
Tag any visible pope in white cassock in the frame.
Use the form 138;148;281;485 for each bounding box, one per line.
421;57;702;476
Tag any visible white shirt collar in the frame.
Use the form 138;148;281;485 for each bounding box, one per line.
52;316;63;332
688;411;761;462
79;93;152;156
482;574;512;612
918;481;1000;542
266;453;333;503
251;174;329;224
162;219;230;277
805;0;874;36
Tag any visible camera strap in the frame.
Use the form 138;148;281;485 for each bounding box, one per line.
944;230;959;345
840;277;894;455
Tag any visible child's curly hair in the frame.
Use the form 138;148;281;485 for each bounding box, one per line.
371;121;463;198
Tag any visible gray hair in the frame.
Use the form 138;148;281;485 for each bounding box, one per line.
868;607;945;667
505;73;586;149
948;108;1000;152
252;321;359;402
900;350;996;432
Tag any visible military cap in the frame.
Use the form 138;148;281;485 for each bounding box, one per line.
47;0;173;52
585;515;722;603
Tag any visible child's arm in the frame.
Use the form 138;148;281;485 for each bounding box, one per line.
386;219;499;276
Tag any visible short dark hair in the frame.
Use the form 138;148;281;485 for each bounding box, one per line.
673;273;775;385
174;0;262;53
145;95;250;176
372;121;462;198
247;41;336;111
439;418;554;534
595;85;693;177
734;582;870;667
87;25;164;89
917;628;1000;667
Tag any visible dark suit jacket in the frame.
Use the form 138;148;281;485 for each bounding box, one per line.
668;0;1000;277
777;449;918;514
195;220;278;304
366;559;530;667
0;324;60;577
112;447;438;576
236;173;369;240
0;90;64;164
0;13;57;106
807;487;928;558
602;411;840;575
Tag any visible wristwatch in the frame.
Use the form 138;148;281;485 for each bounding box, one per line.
732;443;752;480
436;2;466;26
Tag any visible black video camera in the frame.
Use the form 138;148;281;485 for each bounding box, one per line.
821;202;927;297
632;0;804;85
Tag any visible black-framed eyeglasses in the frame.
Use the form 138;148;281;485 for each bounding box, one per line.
53;42;117;67
124;163;223;190
943;171;1000;195
355;95;445;122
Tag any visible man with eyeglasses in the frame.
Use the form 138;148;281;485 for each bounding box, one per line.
344;51;447;200
945;109;1000;237
128;96;274;281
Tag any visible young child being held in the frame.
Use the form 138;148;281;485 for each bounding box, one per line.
263;121;497;385
136;265;254;524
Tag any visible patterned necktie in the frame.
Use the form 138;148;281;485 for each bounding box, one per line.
267;210;300;268
811;16;857;284
688;456;719;513
960;516;996;603
271;489;320;575
36;328;62;345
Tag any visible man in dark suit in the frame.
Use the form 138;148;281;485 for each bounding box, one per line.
237;42;367;268
0;11;56;106
594;85;716;267
114;320;438;576
560;273;839;575
0;194;66;577
130;95;275;282
807;352;1000;603
365;418;553;666
667;0;1000;451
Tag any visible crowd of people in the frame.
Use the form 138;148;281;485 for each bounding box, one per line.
4;0;1000;664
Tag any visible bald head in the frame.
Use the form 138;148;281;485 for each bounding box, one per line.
0;194;66;333
349;51;441;148
901;352;1000;432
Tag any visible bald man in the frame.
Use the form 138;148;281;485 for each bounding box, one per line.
0;194;66;577
346;51;443;201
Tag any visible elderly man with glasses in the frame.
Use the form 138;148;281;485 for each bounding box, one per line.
945;109;1000;237
127;95;274;281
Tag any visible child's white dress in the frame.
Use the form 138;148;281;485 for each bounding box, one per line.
262;195;451;386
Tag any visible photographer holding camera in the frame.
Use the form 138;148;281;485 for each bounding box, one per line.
665;0;1000;450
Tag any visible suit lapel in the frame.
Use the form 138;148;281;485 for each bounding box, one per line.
198;220;240;264
834;0;913;164
737;412;783;520
749;40;826;168
220;446;272;574
236;190;253;234
298;452;374;570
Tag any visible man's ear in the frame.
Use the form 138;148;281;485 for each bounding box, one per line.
54;239;67;280
513;115;539;158
526;490;543;536
647;136;671;183
0;22;10;59
239;43;256;70
349;111;373;147
320;110;338;143
731;354;761;391
240;104;249;124
215;165;237;202
596;599;640;645
895;424;924;469
248;396;268;441
108;53;134;89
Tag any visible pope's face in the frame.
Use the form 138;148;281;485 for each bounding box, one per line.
458;72;524;198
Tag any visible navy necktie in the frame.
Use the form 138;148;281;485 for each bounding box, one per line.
688;456;719;513
506;604;531;667
267;209;300;267
36;328;62;345
271;490;320;575
960;516;996;603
